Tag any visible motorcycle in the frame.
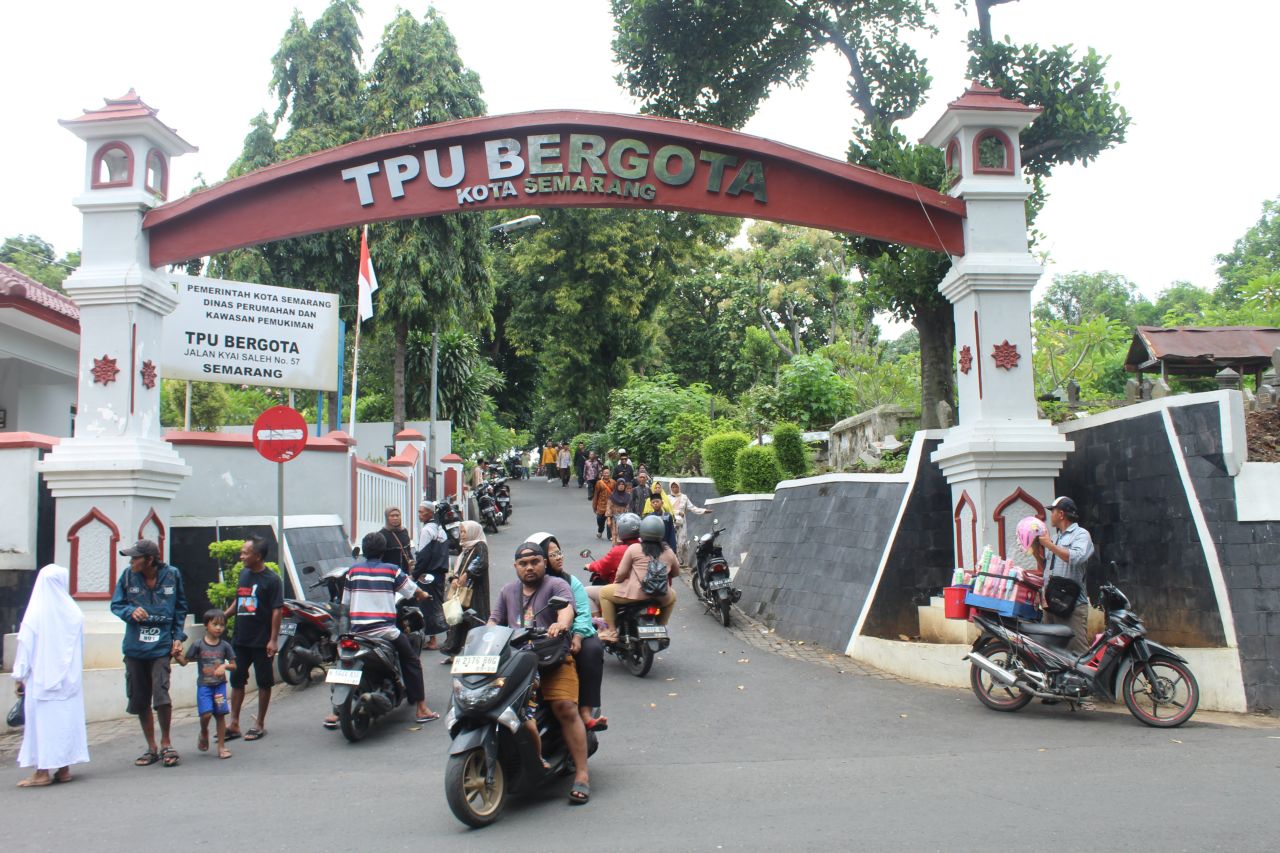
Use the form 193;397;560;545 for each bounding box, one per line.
965;569;1199;727
580;548;670;678
276;565;346;686
444;600;599;828
435;497;464;553
475;482;504;534
324;579;431;742
689;523;741;627
492;477;513;523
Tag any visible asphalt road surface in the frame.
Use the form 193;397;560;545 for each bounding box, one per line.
4;476;1278;851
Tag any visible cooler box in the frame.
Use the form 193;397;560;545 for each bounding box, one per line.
943;586;972;620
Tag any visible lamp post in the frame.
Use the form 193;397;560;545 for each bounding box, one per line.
427;214;543;498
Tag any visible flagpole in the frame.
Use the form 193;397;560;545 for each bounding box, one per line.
348;317;361;438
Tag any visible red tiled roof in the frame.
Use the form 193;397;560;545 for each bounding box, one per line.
948;82;1041;114
1125;326;1280;374
0;262;80;332
64;88;161;124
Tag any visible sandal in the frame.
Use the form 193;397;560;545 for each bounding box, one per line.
218;748;232;759
17;774;53;788
322;717;339;730
224;728;242;741
568;781;590;804
243;728;266;741
585;716;608;732
197;732;209;752
161;747;181;767
415;711;441;724
53;769;74;784
134;750;160;767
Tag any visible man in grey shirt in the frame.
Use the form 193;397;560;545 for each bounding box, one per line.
1037;496;1094;654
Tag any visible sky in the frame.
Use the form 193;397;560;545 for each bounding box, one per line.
3;0;1278;313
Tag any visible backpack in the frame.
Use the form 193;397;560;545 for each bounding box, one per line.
640;556;669;597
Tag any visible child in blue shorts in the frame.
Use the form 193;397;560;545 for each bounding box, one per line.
182;609;236;759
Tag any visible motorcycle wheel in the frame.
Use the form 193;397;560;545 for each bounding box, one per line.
276;638;311;686
445;747;506;828
1122;656;1199;728
622;641;655;677
690;570;706;604
969;641;1033;712
337;693;372;742
717;596;733;627
483;516;499;535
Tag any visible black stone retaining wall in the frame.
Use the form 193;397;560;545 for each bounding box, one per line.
1054;410;1226;648
1168;403;1280;712
861;438;955;639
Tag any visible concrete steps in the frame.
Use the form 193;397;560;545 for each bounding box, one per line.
917;595;979;644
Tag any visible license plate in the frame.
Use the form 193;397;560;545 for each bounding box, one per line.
637;625;668;639
707;578;730;590
279;622;297;636
452;654;501;674
325;668;363;685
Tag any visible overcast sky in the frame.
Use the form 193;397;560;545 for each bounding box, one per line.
3;1;1277;309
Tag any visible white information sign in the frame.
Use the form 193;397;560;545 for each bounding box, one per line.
162;274;339;391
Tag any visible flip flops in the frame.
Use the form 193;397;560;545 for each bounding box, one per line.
243;728;266;741
224;729;242;741
568;781;590;804
322;718;339;730
415;711;441;724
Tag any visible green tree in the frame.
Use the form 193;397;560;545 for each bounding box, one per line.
364;8;491;433
603;373;712;471
1032;313;1130;400
773;353;854;429
1033;271;1150;328
1217;197;1280;304
615;1;1130;429
771;421;808;477
407;329;503;430
0;234;80;290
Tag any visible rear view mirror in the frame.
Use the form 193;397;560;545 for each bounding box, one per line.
712;518;719;525
1106;560;1121;584
547;595;571;610
302;565;316;575
579;549;592;559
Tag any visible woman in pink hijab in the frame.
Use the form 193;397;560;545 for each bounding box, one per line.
11;564;89;787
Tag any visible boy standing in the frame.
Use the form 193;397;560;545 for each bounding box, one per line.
183;610;236;759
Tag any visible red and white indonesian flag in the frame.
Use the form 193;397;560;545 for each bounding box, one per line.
357;225;379;322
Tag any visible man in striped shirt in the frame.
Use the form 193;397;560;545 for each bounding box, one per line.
323;532;438;727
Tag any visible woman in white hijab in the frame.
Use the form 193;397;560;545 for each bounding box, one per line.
11;564;89;787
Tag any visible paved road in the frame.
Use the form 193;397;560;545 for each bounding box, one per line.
4;477;1278;850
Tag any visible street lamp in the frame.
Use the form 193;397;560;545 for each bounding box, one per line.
428;214;543;501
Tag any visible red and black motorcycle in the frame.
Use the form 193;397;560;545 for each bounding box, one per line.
966;577;1199;727
276;565;346;686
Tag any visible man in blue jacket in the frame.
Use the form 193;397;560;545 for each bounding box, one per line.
110;539;188;767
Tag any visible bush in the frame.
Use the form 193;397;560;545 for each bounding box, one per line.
772;421;808;478
605;374;712;470
701;431;750;494
207;539;281;635
735;444;784;493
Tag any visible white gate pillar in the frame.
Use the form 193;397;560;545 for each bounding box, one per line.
37;91;193;626
923;84;1073;569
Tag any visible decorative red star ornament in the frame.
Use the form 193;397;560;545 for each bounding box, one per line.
992;340;1020;370
958;345;973;375
91;355;120;385
140;360;157;390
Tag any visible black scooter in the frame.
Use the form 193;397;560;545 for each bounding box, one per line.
580;548;670;677
966;567;1199;727
325;581;430;742
444;600;599;828
689;524;741;627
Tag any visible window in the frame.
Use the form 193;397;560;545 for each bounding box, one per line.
945;138;962;186
145;149;168;198
972;129;1014;175
92;142;133;188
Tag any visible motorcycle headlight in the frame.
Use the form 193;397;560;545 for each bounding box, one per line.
452;678;505;712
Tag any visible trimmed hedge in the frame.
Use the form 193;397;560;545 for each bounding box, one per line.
772;421;808;478
735;444;784;494
701;431;751;495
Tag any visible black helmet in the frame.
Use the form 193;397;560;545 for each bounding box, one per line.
614;513;642;540
639;515;665;542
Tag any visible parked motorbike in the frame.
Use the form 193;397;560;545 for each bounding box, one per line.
689;523;740;627
966;569;1199;727
435;497;464;552
444;600;599;828
276;565;346;686
580;548;670;677
493;477;513;523
475;482;504;534
325;580;431;742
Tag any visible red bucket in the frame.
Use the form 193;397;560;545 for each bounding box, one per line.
943;586;972;620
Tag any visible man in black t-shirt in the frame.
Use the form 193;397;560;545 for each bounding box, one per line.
223;537;283;741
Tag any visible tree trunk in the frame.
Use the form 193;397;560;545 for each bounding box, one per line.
915;301;956;429
393;319;407;435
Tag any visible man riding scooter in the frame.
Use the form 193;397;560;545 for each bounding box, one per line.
322;532;438;729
